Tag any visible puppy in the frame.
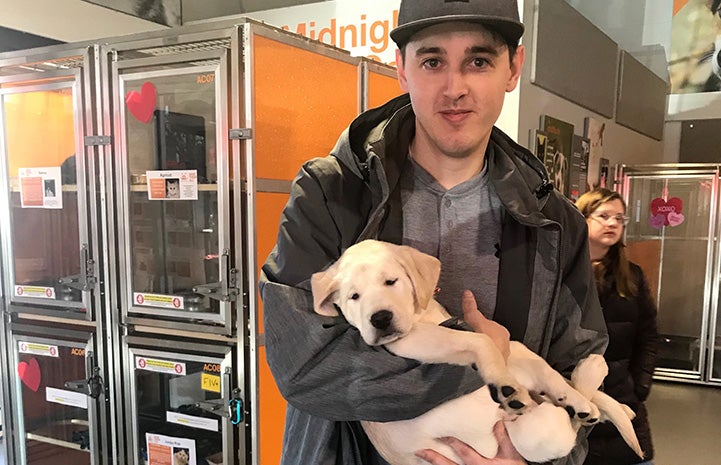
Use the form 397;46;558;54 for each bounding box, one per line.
311;240;643;464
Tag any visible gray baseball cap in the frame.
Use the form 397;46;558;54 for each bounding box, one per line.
390;0;524;47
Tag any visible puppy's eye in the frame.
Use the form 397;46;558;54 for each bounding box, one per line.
385;278;398;286
350;293;360;300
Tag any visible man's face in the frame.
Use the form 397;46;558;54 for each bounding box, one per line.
396;22;525;161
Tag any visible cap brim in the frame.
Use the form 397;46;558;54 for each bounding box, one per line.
390;15;524;47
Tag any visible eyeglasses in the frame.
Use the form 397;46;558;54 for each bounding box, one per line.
590;212;630;225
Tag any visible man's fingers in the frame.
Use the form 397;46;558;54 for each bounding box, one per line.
415;449;459;465
462;290;511;360
462;290;486;331
493;422;525;460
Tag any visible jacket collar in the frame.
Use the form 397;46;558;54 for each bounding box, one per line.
332;94;555;226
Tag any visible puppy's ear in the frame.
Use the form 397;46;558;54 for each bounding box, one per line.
310;264;341;316
395;245;441;310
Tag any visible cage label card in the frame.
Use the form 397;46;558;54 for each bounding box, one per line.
146;170;198;200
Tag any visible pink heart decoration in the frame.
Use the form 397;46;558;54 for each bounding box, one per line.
650;197;683;226
18;358;41;392
125;82;157;123
648;213;666;229
667;211;685;227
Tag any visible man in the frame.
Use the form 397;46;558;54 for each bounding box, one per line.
259;1;608;464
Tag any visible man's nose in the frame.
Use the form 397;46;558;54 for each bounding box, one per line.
443;70;468;101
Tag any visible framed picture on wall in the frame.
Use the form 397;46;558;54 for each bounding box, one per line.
599;157;610;188
540;115;574;196
584;116;605;191
569;134;590;201
531;129;549;162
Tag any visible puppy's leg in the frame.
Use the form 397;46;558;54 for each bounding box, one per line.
386;323;532;414
570;354;608;400
507;342;599;423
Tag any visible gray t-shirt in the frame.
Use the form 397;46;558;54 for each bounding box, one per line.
401;157;503;318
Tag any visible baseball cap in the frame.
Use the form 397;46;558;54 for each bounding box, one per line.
390;0;525;48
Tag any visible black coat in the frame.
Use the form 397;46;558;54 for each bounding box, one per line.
584;262;659;465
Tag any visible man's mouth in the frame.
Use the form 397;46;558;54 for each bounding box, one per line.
440;109;472;123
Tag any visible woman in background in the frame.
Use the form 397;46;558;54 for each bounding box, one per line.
576;188;659;465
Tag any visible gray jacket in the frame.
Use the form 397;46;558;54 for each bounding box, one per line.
259;94;608;465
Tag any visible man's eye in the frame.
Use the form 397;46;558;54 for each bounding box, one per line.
385;278;398;286
423;58;441;68
472;57;489;68
350;293;360;300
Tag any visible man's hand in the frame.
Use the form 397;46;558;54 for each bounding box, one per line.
415;421;526;465
462;290;511;360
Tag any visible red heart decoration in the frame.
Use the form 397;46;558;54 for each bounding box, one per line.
650;197;683;226
125;82;157;123
18;358;41;392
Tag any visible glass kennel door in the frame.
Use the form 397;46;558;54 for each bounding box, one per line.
621;166;719;381
0;79;92;318
112;44;234;333
125;338;237;465
10;329;101;465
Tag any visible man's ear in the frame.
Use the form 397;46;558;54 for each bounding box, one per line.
396;48;409;92
506;44;525;92
394;245;441;310
310;264;341;316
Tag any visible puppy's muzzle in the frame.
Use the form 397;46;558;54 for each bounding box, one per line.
370;310;393;330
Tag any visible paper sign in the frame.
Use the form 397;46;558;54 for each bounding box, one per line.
146;170;198;200
166;411;219;432
19;167;62;209
19;341;59;357
15;285;56;299
46;387;88;409
201;373;221;393
134;292;185;310
136;356;186;376
146;433;196;465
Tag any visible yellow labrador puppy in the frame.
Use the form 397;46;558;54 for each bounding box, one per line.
311;240;643;465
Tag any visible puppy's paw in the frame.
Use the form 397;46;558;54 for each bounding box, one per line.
571;354;608;398
564;399;601;425
489;382;533;415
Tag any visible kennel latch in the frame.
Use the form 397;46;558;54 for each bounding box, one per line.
65;366;104;399
192;250;238;302
59;244;96;291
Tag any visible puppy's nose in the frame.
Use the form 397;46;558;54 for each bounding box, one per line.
370;310;393;330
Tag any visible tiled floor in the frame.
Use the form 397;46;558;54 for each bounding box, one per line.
646;381;721;465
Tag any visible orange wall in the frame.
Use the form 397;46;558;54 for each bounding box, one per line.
4;89;76;176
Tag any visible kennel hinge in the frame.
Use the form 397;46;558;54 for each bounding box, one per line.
84;135;112;146
229;128;252;140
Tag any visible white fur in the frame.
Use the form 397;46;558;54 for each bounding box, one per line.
311;240;643;464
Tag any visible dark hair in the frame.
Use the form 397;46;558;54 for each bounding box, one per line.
576;188;638;298
398;24;518;64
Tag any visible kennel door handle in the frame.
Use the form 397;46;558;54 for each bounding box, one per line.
195;399;230;418
65;367;103;399
192;250;238;302
59;244;96;291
